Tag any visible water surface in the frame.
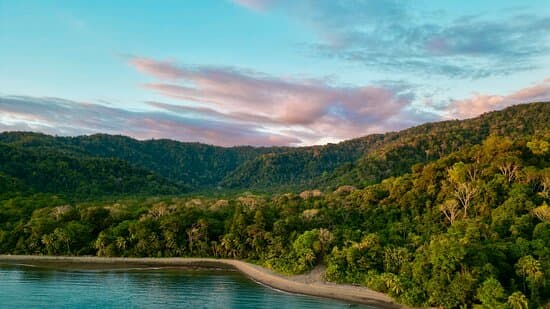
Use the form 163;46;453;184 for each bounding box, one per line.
0;263;372;308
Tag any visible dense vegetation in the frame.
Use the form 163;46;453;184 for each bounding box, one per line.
0;102;549;307
0;143;182;199
0;132;281;191
2;102;548;196
223;102;550;190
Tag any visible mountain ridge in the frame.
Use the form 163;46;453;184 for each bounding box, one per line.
1;102;548;197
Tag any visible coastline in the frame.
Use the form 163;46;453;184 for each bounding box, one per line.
0;255;404;308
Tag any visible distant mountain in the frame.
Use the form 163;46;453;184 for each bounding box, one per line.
0;102;548;197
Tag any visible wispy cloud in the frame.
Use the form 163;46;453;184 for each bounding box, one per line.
130;56;423;143
0;96;300;146
445;77;550;119
3;58;544;146
234;0;550;78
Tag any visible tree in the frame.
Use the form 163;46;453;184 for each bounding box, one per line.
440;199;461;224
383;247;410;273
41;234;55;255
466;162;481;182
380;273;403;297
64;221;93;255
51;205;73;221
94;231;112;257
186;221;207;255
507;292;529;309
533;203;550;222
220;233;239;258
495;155;521;183
318;228;334;254
291;229;321;273
527;136;550;155
476;277;505;308
515;255;544;299
53;228;70;254
115;236;127;252
448;162;478;218
539;168;550;198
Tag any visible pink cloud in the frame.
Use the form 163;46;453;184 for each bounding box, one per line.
147;101;279;125
130;56;415;144
446;78;550;119
0;96;300;147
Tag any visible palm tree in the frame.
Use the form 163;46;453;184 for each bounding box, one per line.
54;228;70;254
507;292;528;309
94;233;109;257
210;241;220;257
378;273;403;296
186;226;200;254
41;234;55;255
221;234;238;258
318;228;334;253
515;255;543;297
532;203;550;221
115;237;127;252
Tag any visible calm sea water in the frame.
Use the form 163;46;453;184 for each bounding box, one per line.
0;263;373;308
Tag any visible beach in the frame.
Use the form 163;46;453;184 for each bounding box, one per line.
0;255;404;308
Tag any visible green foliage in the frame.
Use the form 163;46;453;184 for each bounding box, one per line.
476;277;505;308
0;103;549;308
0;142;183;198
507;291;529;309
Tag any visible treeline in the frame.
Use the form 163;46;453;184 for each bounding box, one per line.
1;102;548;196
1;133;549;308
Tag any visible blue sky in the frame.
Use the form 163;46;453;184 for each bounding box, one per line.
1;0;549;146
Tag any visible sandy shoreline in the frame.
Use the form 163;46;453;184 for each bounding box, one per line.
0;255;404;308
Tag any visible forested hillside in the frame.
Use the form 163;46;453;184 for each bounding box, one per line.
219;134;385;190
0;132;282;189
222;102;550;190
0;143;183;199
1;102;548;197
1;131;549;308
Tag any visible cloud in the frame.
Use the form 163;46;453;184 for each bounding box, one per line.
234;0;550;78
0;96;300;146
445;78;550;119
130;56;420;143
146;101;278;125
7;55;541;147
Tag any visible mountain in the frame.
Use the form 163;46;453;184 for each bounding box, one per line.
0;102;548;197
0;132;284;189
0;142;182;199
221;102;550;189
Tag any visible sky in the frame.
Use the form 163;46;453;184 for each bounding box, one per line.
1;0;549;146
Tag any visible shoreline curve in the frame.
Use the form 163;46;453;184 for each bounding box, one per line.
0;255;404;308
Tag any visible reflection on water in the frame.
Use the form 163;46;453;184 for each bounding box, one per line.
0;263;373;308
